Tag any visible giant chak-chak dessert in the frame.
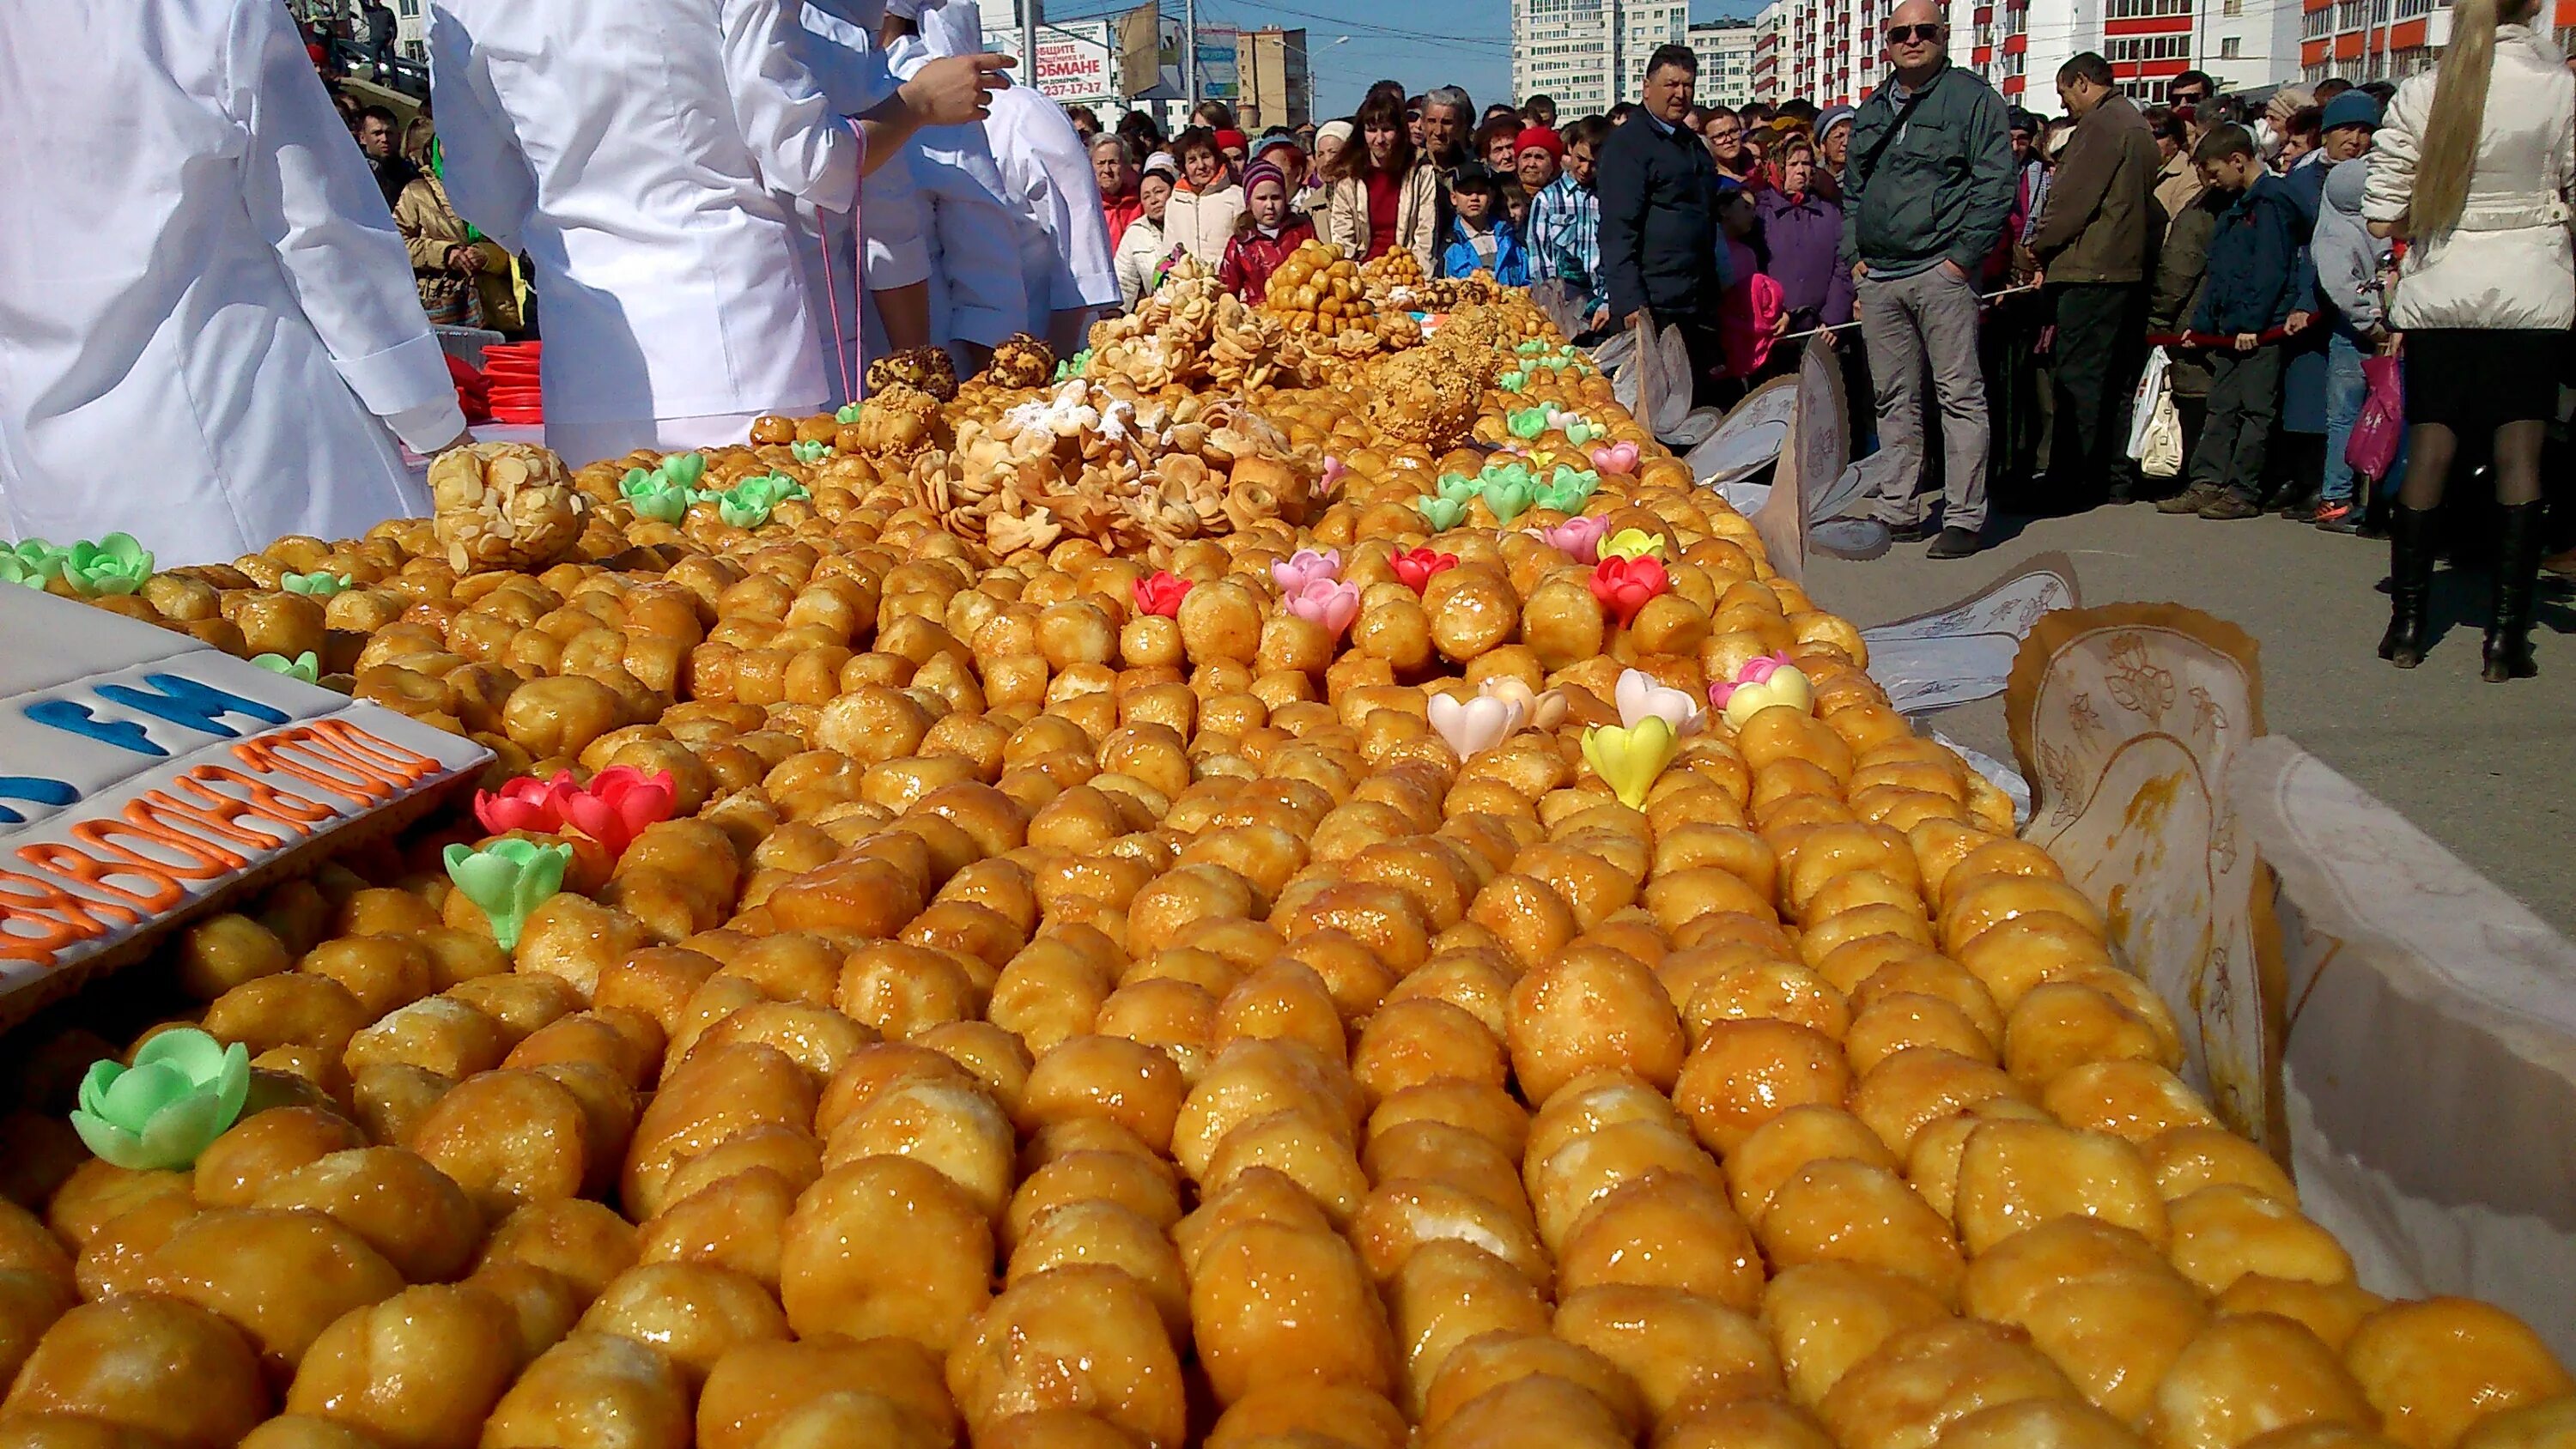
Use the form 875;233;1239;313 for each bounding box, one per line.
0;279;2567;1449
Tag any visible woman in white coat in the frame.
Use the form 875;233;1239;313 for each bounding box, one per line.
0;0;468;567
430;0;1008;465
788;0;935;405
2363;0;2575;680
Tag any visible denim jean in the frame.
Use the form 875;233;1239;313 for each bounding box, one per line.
2321;330;2367;506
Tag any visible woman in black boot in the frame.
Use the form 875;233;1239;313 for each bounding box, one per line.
2361;0;2571;679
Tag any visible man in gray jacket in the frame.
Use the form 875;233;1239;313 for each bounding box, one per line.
1842;0;2015;557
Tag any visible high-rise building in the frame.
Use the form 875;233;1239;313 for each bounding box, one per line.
1686;19;1760;106
1511;0;1688;113
1752;3;1786;100
1235;27;1311;130
2298;0;2449;84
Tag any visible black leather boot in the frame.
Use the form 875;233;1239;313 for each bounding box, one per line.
2483;500;2546;682
2379;504;2436;668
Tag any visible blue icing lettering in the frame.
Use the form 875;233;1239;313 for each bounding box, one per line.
0;775;80;826
94;673;290;739
26;699;167;756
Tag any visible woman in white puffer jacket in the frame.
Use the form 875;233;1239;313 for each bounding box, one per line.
2361;0;2574;681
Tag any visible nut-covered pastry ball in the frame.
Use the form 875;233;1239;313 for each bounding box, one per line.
428;442;583;573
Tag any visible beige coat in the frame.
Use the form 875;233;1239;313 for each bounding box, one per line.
1324;162;1441;270
2154;151;2202;239
1162;182;1243;267
393;173;519;331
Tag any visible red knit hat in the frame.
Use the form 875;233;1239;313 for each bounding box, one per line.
1214;128;1249;153
1515;125;1564;157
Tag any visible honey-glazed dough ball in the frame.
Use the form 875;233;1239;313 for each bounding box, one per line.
479;1331;690;1449
1170;1040;1363;1183
1004;1200;1189;1343
463;1259;586;1367
1214;962;1349;1064
1419;1374;1635;1449
964;1410;1145;1449
148;1207;404;1377
1819;1318;2081;1449
624;1043;820;1216
1205;1381;1409;1449
1203;1109;1371;1228
1526;1116;1722;1254
575;1262;789;1388
1504;950;1685;1107
1552;1283;1783;1425
694;1335;956;1449
281;1283;521;1449
475;1198;639;1305
1349;1177;1549;1289
778;1155;992;1353
2011;1273;2208;1425
250;1146;481;1282
1759;1156;1964;1307
0;1252;74;1389
822;1078;1015;1222
1850;1046;2027;1158
2145;1126;2299;1205
179;912;295;1001
1760;1261;1954;1410
405;1068;591;1220
1;1297;267;1449
1170;1166;1334;1280
44;1159;192;1249
1555;1170;1763;1312
203;973;373;1061
1722;1105;1898;1226
1673;1021;1851;1156
2342;1300;2573;1449
68;1192;196;1303
2458;1399;2576;1449
1523;1071;1687;1164
1015;1035;1186;1153
2215;1277;2389;1352
1362;1120;1528;1221
1369;1080;1530;1163
749;1390;949;1449
1188;1222;1399;1406
1953;1119;2170;1254
1004;1149;1182;1248
1419;1331;1649;1443
1384;1241;1553;1417
195;1107;369;1207
2166;1186;2355;1298
946;1267;1185;1449
231;1416;383;1449
1657;1398;1841;1449
638;1165;796;1288
2145;1314;2375;1449
1937;1399;2153;1448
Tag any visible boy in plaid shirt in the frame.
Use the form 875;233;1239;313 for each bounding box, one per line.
1528;115;1611;333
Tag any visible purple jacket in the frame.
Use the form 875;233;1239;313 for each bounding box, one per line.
1756;186;1856;328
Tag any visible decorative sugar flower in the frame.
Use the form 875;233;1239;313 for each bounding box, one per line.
1583;717;1680;809
1054;348;1092;381
1480;473;1537;526
1391;547;1457;594
279;570;349;597
1479;676;1567;733
1531;514;1612;563
443;838;573;950
1270;549;1341;592
1320;454;1347;495
1615;668;1705;737
250;652;320;682
1133;570;1194;617
1416;495;1468;531
1537;465;1600;512
790;439;833;464
619;468;692;524
1498;368;1529;391
716;473;809;529
3;539;68;588
558;766;677;858
1711;653;1816;731
1562;416;1602;446
58;534;153;597
1597;528;1668;562
70;1028;249;1172
1589;440;1642;476
1282;578;1360;640
1516;339;1548;355
1506;405;1552;440
836;401;866;424
474;770;576;837
1435;471;1482;505
1426;689;1524;759
1590;555;1670;627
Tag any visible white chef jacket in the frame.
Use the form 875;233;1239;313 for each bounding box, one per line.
789;0;932;406
0;0;461;567
430;0;861;455
986;84;1122;319
886;2;1036;354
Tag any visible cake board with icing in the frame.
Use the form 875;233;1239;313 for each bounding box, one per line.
0;586;489;1030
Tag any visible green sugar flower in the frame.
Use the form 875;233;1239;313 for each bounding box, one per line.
836;401;865;424
443;838;573;951
1506;405;1551;440
251;652;321;682
0;540;66;589
70;1028;249;1171
617;469;690;524
1056;349;1092;380
1537;466;1601;513
1498;368;1528;391
1481;473;1537;526
58;534;153;598
279;570;349;597
790;439;834;464
716;473;811;530
1416;495;1469;530
1435;471;1482;505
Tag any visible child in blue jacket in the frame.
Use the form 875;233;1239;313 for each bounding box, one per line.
1440;165;1531;284
2161;124;2315;520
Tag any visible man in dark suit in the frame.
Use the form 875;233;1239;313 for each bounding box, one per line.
1595;44;1727;405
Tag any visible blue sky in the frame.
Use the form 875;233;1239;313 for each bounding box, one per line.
1128;0;1768;118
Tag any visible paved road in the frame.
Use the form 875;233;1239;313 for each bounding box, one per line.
1807;505;2576;936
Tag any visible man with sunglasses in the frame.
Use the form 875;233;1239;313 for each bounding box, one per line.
1842;0;2014;558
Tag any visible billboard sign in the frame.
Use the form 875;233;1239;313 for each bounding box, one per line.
984;19;1118;102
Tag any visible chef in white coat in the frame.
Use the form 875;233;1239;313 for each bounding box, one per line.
790;0;933;402
0;0;468;567
430;0;1010;464
884;0;1039;372
975;32;1123;355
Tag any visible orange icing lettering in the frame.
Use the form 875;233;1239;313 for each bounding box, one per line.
9;844;168;925
0;868;106;961
306;719;442;785
133;783;296;852
233;730;393;806
181;764;338;830
72;815;245;879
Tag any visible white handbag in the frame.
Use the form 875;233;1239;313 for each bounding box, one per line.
2128;345;2184;479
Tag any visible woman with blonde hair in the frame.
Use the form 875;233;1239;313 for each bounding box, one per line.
2362;0;2575;679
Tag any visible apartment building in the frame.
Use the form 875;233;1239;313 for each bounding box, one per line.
1512;0;1692;112
1686;19;1762;105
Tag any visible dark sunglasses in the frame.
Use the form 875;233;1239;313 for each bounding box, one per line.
1885;22;1943;42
